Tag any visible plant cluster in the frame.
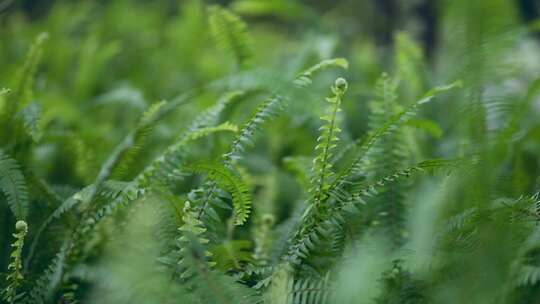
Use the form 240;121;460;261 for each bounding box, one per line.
1;0;540;303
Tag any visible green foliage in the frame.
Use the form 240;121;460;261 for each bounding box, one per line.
2;221;28;304
0;150;29;220
191;163;253;225
209;5;253;68
310;77;348;206
0;1;539;303
0;33;48;130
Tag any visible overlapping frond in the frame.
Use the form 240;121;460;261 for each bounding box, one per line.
208;5;253;67
0;33;48;126
191;163;253;225
0;150;29;220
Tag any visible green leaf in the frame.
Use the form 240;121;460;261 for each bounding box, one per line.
0;150;29;220
208;5;253;67
191;163;253;225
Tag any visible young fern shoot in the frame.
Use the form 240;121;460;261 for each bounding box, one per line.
2;221;28;304
310;77;348;207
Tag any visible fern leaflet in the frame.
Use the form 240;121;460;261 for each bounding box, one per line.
208;5;253;67
0;150;29;220
191;162;253;225
310;77;348;207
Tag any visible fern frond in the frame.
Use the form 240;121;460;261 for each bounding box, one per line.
223;95;285;166
199;60;347;223
365;73;408;245
310;77;348;206
211;240;254;272
185;121;239;142
285;159;461;266
20;102;43;142
288;273;332;304
68;134;97;183
64;92;234;210
375;259;427;304
394;32;427;99
24;183;99;269
329;80;462;193
2;221;28;304
294;58;349;87
265;267;331;304
0;33;48;125
191;163;253;225
177;201;216;280
43;94;241;273
208;57;348;93
140;91;243;186
0;150;29;220
219;59;348;167
510;207;540;287
208;5;253;67
341;159;465;205
24;240;69;304
110;100;168;179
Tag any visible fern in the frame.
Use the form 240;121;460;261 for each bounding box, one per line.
222;58;349;167
309;77;348;207
223;95;285;166
139;91;244;186
109;100;168;179
365;73;409;245
198;59;348;224
285;159;462;267
394;32;427;99
24;181;131;270
42;92;239;235
265;267;331;304
328;80;462;194
191;163;253;225
4;3;537;302
35;109;239;283
0;150;29;220
211;240;254;272
0;33;48;127
374;259;427;304
20;102;43;143
177;201;216;279
208;5;253;68
75;94;238;222
24;240;69;304
294;58;349;88
288;274;332;304
2;221;28;304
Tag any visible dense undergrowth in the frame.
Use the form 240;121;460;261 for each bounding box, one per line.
1;0;540;303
